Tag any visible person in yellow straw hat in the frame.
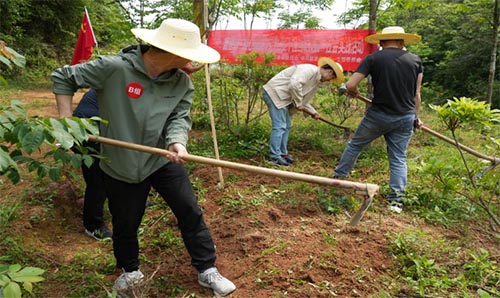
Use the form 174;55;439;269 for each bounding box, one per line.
333;26;423;214
262;57;345;166
51;18;236;297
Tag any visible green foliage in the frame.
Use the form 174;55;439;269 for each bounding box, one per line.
0;0;86;82
390;230;452;295
0;42;25;71
0;201;21;231
463;248;500;290
278;10;322;29
430;97;500;132
316;83;363;126
317;192;357;215
87;1;135;53
210;52;279;138
409;97;500;229
217;123;269;159
0;264;45;298
0;0;134;84
0;41;26;86
388;229;499;297
0;100;100;184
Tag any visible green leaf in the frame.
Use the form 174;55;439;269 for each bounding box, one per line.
6;169;20;184
9;101;27;118
71;154;83;168
0;276;8;287
477;289;491;298
0;115;13;130
36;164;48;178
20;127;45;155
7;265;20;274
11;275;44;283
81;118;101;136
4;46;26;68
49;118;74;149
82;154;94;168
3;111;19;122
13;267;44;277
65;118;87;141
0;149;18;173
0;56;12;69
13;122;29;142
48;167;61;181
3;281;21;298
22;282;33;293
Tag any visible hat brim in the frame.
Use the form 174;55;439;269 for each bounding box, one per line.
131;28;221;64
365;33;421;44
317;57;344;85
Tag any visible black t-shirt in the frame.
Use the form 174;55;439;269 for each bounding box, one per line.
356;48;423;115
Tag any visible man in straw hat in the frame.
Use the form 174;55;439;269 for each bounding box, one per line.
333;26;423;213
52;18;236;297
262;57;345;166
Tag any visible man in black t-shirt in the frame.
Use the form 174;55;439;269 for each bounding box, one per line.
334;26;424;213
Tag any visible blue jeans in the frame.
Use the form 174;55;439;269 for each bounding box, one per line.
334;107;415;201
262;90;292;159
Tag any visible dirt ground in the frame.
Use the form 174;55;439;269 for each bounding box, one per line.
2;89;499;298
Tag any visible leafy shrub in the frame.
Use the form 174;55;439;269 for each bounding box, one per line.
0;100;100;184
426;97;500;228
0;264;45;298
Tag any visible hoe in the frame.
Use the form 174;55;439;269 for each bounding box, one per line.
88;135;379;226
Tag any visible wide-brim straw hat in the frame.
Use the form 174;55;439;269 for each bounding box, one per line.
131;18;220;63
317;57;344;85
365;26;421;44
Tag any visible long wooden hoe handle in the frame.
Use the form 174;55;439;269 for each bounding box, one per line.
87;135;378;226
355;95;500;165
299;108;351;131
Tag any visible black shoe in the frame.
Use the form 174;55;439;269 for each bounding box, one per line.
270;157;290;166
85;225;112;241
281;155;294;164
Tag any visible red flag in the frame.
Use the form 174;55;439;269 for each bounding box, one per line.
71;8;97;65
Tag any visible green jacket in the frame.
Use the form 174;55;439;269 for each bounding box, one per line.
51;45;193;183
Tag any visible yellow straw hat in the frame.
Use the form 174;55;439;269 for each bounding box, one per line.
365;26;421;44
317;57;344;85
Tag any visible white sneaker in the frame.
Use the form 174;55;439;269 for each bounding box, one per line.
198;267;236;297
113;269;144;291
388;201;403;213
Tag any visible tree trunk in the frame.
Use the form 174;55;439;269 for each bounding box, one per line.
486;0;499;104
193;0;206;36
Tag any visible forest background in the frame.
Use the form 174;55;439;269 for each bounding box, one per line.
0;0;500;297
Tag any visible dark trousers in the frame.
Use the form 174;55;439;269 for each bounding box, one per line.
103;162;216;273
73;141;107;231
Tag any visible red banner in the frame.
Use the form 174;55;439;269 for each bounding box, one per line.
207;29;372;71
71;8;97;65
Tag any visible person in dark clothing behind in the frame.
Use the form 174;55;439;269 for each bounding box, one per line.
72;89;112;240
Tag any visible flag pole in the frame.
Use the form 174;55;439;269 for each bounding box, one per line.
84;6;99;56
